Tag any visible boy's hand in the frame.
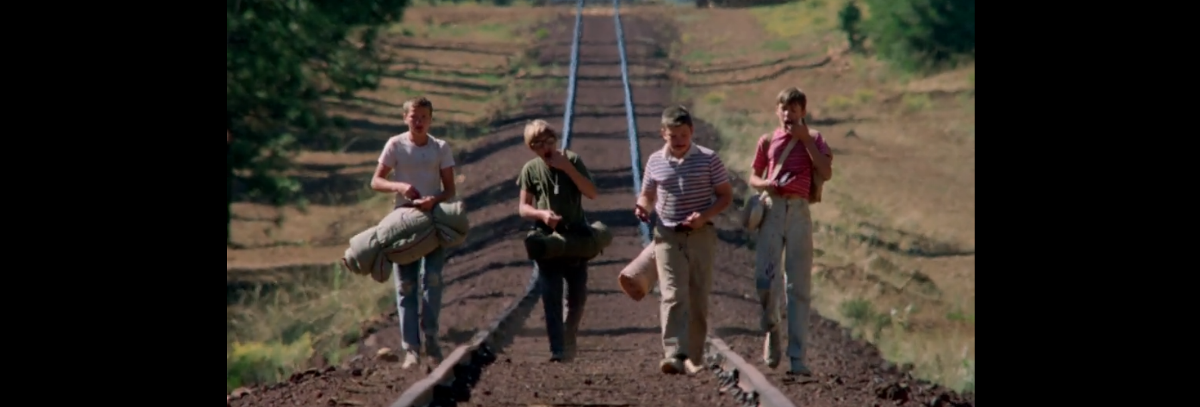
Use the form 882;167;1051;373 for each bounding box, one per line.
634;204;651;223
413;197;436;211
769;172;795;193
791;124;814;143
542;149;572;171
682;211;707;229
541;210;562;229
396;183;421;200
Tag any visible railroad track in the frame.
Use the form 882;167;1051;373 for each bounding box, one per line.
388;1;797;406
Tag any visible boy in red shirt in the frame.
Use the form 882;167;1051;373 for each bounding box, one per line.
747;87;833;376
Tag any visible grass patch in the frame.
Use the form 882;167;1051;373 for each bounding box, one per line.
901;93;932;112
827;292;975;393
684;50;716;65
826;95;854;110
227;264;393;392
762;39;791;52
227;3;562;393
750;0;844;39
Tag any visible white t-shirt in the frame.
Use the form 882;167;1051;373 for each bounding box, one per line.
377;132;456;207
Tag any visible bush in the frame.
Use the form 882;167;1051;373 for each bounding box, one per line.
838;0;865;53
862;0;975;72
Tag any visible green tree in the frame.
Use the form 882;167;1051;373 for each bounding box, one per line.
838;0;865;53
226;0;410;246
862;0;975;72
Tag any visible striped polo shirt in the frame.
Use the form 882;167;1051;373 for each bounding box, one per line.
641;143;731;227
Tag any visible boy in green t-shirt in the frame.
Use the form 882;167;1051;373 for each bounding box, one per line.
516;119;599;362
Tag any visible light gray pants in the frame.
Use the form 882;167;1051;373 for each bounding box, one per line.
393;246;446;355
754;195;814;366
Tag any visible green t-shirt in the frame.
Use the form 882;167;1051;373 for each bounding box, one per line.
517;150;593;228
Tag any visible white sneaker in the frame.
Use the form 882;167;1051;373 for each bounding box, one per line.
401;350;420;369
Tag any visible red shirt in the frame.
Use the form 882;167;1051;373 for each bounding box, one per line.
752;128;832;198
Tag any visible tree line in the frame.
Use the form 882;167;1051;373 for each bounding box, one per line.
226;0;412;246
839;0;975;72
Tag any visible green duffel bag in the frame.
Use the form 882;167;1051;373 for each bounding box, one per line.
523;221;613;261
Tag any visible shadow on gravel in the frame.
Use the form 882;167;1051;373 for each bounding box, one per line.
458;140;525;167
446;258;631;287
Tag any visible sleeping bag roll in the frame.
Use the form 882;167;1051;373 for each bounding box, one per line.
523;221;613;261
341;201;471;283
618;243;658;302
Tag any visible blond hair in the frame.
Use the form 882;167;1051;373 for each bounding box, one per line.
523;119;558;147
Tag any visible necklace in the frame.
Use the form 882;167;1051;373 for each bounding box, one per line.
548;170;560;195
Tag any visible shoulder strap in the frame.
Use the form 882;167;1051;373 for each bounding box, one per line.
768;135;801;180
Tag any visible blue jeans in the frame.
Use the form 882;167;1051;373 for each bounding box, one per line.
393;246;446;354
754;196;814;367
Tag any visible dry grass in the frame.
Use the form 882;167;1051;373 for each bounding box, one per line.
667;0;975;392
226;3;562;392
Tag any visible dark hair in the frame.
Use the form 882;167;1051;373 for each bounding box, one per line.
660;105;693;128
776;87;807;124
402;96;433;115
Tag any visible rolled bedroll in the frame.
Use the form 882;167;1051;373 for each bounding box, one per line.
341;201;471;283
523;220;613;261
618;243;657;301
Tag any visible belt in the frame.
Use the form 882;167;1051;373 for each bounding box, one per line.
672;222;713;233
769;192;808;201
537;221;590;235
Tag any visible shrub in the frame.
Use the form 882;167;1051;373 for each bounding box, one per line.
862;0;975;72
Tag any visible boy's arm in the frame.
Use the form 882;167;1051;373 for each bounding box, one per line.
636;159;657;212
429;167;456;204
699;156;733;222
519;190;551;223
804;132;833;181
371;141;414;194
428;143;458;203
748;135;773;190
517;167;550;222
564;154;598;199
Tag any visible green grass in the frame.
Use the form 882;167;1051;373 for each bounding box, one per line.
762;39;792;52
684;50;716;65
749;0;845;39
833;296;975;393
227;264;393;392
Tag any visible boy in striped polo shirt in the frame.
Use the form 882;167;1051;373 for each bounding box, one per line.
634;105;734;375
749;87;833;376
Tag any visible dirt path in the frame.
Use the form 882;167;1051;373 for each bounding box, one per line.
461;13;741;407
231;5;975;407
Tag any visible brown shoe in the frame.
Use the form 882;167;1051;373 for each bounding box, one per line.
660;357;684;374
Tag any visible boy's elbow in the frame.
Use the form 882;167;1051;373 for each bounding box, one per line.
370;177;387;191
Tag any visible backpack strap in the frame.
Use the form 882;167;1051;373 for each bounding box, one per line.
765;133;801;181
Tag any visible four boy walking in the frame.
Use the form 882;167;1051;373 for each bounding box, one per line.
368;88;833;376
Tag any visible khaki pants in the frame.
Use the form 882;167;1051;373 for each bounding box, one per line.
653;222;716;361
754;195;814;365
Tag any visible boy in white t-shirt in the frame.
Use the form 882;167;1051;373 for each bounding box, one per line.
370;96;458;369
